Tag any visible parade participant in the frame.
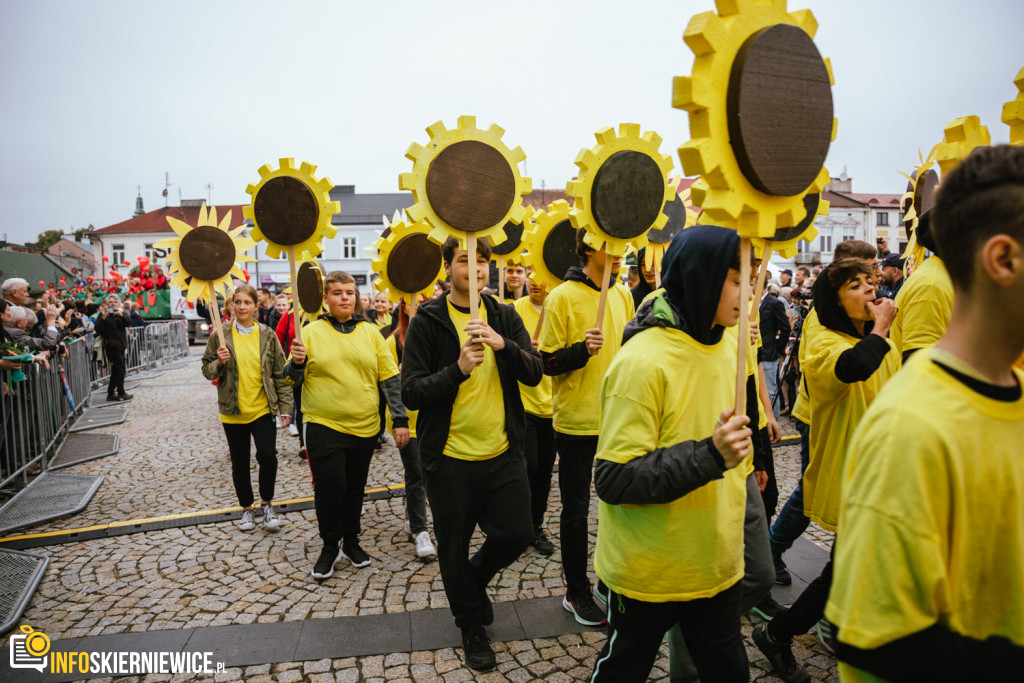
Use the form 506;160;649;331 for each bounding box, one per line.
385;297;436;559
95;295;133;401
827;144;1024;682
511;271;556;555
629;246;657;309
401;237;541;672
201;284;292;533
538;228;635;626
753;258;899;683
373;291;393;332
286;271;409;578
589;225;754;683
502;261;527;300
891;212;954;361
769;239;877;586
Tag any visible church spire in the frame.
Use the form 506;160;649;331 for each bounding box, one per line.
133;186;144;217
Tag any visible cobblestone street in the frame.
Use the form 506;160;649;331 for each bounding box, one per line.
1;348;838;682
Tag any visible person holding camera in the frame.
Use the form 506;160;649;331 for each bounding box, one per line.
95;295;133;401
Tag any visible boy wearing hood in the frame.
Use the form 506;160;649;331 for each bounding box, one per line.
589;226;755;682
538;229;635;626
286;271;410;577
400;237;543;672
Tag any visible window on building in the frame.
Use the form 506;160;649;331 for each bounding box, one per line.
112;243;125;264
877;212;889;226
819;227;833;253
342;236;357;259
144;243;155;259
842;227;856;242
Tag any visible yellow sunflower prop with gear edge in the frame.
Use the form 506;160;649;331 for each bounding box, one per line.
491;212;532;299
1003;66;1024;145
520;200;579;293
898;149;939;272
155;203;255;345
674;0;834;241
566;122;675;258
932;116;991;178
371;217;445;307
399;116;532;249
641;175;700;283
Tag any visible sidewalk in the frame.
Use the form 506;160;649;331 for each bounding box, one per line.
1;348;836;682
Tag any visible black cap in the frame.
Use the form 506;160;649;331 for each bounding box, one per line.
781;269;793;276
881;253;906;270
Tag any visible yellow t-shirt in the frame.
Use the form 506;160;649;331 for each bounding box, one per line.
595;326;747;602
539;278;635;435
512;297;552;418
443;300;508;460
385;334;417;439
826;350;1024;678
299;318;399;437
801;326;899;532
220;325;269;424
891;255;953;356
790;308;820;425
375;312;392;330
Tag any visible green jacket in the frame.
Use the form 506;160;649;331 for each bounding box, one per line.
201;322;293;418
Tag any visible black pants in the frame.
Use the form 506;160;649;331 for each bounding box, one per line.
757;426;779;528
399;437;428;534
423;452;532;630
105;343;126;397
767;545;836;641
222;413;278;508
304;422;375;546
525;413;557;531
556;432;598;597
591;582;747;683
293;383;304;447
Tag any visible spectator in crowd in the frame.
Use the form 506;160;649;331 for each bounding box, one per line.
759;282;791;423
5;305;59;352
202;284;292;534
878;253;906;299
626;265;639;289
94;294;133;402
127;301;147;328
779;269;793;288
793;266;810;292
1;278;29;309
257;288;280;330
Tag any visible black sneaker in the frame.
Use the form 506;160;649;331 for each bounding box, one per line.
311;545;341;580
773;551;792;585
298;448;308;460
532;529;555;556
341;541;371;568
748;594;782;623
479;585;493;626
117;392;133;400
752;624;810;683
461;626;496;671
562;591;606;626
593;579;609;609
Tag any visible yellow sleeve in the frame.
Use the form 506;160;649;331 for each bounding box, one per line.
899;295;951;352
375;328;399;382
538;289;569;353
805;329;853;400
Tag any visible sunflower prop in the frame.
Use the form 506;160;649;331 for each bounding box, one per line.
674;0;835;414
371;217;445;310
932;116;991;178
244;158;339;324
296;260;324;322
898;149;940;273
566;122;674;328
643;175;700;287
155;203;255;346
490;212;532;299
520;200;580;340
399;116;532;318
1003;67;1024;145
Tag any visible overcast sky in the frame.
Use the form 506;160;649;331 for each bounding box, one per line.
1;0;1022;245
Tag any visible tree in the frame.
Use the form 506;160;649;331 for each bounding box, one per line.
35;229;64;249
73;225;93;242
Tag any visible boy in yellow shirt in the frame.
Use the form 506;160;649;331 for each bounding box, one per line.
827;144;1024;681
401;237;543;672
589;225;754;682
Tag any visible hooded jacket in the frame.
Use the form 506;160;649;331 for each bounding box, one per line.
400;292;543;471
596;225;739;505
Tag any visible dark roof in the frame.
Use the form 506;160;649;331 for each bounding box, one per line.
823;190;869;208
0;250;76;291
92;204;248;235
847;193;902;207
331;191;414;225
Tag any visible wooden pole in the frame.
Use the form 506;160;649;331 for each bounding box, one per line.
207;284;226;348
498;256;505;301
595;256;612;331
751;244;771;324
467;237;479;320
288;246;303;329
532;305;545;341
736;239;751;416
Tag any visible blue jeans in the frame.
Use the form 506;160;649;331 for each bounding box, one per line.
769;418;810;554
760;359;781;423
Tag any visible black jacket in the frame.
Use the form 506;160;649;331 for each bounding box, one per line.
400;293;543;472
758;293;792;362
94;310;130;349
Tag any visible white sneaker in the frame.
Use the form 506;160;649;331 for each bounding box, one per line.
404;518;412;538
414;531;436;558
288;423;299;437
239;509;255;531
262;503;281;531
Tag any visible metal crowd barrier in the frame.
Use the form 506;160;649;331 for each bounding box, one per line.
1;337;92;490
1;320;188;490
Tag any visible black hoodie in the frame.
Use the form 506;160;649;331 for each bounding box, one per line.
400;292;542;472
596;226;740;505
